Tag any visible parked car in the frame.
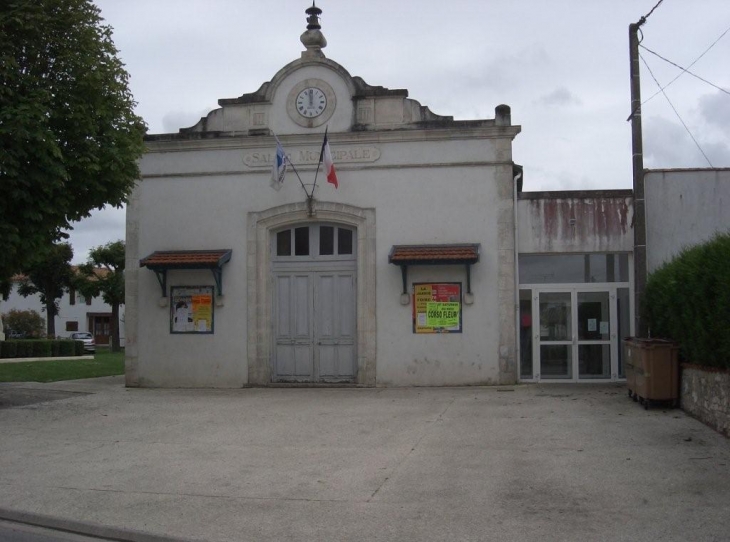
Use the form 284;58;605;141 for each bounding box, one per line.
5;329;27;339
70;332;95;353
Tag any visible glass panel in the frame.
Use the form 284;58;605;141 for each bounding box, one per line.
294;227;309;256
338;228;353;255
519;290;533;378
540;345;572;378
521;254;585;284
617;287;631;377
519;254;630;284
539;292;571;341
617;254;629;282
578;291;610;340
319;226;334;255
579;344;610;379
276;230;291;256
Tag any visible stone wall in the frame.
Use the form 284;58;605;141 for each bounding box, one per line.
681;365;730;437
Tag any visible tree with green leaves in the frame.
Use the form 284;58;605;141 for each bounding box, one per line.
1;309;46;339
77;240;125;352
0;0;146;298
17;243;74;338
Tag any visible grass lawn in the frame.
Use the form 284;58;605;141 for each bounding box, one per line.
0;348;125;383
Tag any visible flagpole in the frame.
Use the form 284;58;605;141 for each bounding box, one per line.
311;126;327;198
273;133;310;197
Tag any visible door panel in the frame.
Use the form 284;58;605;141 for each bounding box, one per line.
274;274;313;380
577;291;611;379
315;272;355;380
538;292;572;378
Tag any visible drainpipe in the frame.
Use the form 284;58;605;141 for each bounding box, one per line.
513;165;523;382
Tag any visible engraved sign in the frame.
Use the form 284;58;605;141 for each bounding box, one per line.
243;146;380;168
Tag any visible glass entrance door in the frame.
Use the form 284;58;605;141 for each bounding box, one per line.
538;292;573;379
577;291;612;379
533;288;618;381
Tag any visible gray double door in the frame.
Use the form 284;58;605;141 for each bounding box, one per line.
273;262;356;382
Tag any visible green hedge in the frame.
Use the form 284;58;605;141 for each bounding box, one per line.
0;340;87;359
645;232;730;369
58;340;76;357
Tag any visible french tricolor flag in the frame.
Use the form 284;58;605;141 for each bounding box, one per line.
320;129;338;189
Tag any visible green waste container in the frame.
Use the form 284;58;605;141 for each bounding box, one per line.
624;338;680;409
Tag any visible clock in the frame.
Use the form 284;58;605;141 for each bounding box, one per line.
287;79;336;128
296;87;327;118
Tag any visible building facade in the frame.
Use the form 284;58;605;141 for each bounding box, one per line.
125;6;729;389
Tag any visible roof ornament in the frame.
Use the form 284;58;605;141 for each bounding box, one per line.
300;2;327;58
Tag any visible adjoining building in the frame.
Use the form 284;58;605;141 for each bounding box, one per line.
2;271;125;347
125;5;730;388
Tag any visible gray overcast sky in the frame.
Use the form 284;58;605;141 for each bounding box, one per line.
67;0;730;263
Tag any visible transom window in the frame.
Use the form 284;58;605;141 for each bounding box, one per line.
274;224;355;260
519;253;629;284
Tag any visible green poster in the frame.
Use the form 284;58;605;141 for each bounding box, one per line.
426;302;461;328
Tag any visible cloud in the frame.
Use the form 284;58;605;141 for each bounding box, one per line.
535;87;582;107
698;91;730;134
64;207;127;264
644;115;730;168
162;107;214;133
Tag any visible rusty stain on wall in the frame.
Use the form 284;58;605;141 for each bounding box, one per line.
519;193;633;253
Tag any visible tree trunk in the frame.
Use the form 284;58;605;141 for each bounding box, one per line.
111;302;120;352
46;301;56;338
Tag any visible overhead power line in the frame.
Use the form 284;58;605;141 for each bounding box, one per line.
640;45;730;97
642;0;665;22
640;24;730;105
640;54;714;167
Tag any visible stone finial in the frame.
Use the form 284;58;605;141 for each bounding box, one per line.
300;2;327;58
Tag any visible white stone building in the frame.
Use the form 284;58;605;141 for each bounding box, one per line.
125;5;729;389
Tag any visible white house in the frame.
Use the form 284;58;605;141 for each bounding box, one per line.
2;274;125;347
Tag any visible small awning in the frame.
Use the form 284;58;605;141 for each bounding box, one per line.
140;249;232;297
388;244;480;295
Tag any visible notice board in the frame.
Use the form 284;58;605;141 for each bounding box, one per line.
170;286;214;334
412;282;462;334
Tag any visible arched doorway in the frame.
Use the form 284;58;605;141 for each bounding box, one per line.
247;202;376;386
271;223;357;382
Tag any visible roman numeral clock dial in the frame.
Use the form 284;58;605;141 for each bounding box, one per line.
287;79;335;127
296;87;327;118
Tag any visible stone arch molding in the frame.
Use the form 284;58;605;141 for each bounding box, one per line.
247;201;376;386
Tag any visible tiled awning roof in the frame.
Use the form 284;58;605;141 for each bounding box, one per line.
388;244;480;266
140;250;232;269
139;250;232;297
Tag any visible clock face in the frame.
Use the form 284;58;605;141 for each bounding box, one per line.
296;87;327;118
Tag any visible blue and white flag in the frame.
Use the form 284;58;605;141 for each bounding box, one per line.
270;140;287;191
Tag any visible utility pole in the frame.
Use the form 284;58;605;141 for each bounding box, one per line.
629;19;648;338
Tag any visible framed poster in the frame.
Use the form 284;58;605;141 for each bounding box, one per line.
413;282;462;334
170;286;214;334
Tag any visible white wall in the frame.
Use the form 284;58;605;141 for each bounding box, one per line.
645;169;730;272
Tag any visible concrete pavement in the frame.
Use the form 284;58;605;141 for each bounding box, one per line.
0;377;728;541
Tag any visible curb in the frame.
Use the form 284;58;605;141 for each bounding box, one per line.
0;508;201;542
0;355;95;364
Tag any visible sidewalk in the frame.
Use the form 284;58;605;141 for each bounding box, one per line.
0;379;728;542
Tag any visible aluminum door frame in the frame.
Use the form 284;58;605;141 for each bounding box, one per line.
529;284;621;382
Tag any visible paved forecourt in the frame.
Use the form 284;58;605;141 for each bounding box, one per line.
0;377;728;542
